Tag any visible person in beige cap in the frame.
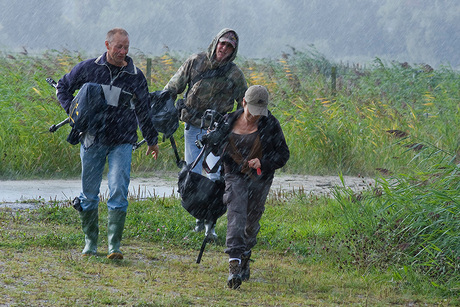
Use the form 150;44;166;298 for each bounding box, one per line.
164;28;247;240
209;85;290;289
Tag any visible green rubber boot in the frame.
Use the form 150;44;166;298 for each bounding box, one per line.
107;210;126;260
79;209;99;256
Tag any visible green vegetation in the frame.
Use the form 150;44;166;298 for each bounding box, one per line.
0;49;459;305
0;189;458;306
1;49;458;178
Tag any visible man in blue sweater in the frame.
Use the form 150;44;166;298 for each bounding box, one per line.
57;28;159;259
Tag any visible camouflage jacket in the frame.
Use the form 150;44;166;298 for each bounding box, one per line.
164;28;247;127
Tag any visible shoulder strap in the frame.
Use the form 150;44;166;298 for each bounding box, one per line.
191;62;235;86
185;62;235;98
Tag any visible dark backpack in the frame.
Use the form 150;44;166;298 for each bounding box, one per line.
66;82;135;146
133;90;185;168
149;90;179;138
67;83;106;145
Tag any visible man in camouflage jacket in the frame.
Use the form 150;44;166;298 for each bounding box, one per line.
164;28;247;239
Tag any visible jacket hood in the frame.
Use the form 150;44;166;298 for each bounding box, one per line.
207;28;239;66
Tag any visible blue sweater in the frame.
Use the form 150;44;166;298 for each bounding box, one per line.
56;53;158;146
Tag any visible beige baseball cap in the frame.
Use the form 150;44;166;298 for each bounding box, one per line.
244;85;269;116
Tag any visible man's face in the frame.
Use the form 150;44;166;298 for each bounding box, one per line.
215;41;234;63
105;33;129;67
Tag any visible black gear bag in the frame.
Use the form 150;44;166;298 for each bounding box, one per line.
177;161;226;222
177;146;226;264
177;110;229;263
133;89;185;168
66;83;107;145
149;90;179;139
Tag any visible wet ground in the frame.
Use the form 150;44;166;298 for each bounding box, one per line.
0;173;375;209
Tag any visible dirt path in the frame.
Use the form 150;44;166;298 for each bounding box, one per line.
0;173;374;209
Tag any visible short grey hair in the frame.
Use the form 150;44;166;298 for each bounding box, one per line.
106;28;129;44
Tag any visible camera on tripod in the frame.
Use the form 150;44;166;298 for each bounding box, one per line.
195;109;230;154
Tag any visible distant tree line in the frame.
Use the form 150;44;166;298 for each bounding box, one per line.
0;0;458;67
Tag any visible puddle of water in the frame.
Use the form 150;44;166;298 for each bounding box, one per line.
0;175;375;210
0;179;178;209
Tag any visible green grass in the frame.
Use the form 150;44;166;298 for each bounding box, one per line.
0;188;458;306
1;48;459;305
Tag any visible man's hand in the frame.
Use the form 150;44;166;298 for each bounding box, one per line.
146;144;159;160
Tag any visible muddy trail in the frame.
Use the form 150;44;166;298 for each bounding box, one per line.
0;173;375;209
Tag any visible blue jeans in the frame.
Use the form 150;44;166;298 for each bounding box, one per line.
79;143;133;212
184;123;221;181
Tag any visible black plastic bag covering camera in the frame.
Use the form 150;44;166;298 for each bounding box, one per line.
149;90;179;138
178;164;226;221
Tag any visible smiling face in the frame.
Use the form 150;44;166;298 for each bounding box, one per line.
105;32;129;67
214;41;234;63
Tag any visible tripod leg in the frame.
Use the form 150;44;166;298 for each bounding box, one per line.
196;237;208;264
170;136;186;168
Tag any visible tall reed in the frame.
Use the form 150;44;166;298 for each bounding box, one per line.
330;143;459;293
1;49;458;179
